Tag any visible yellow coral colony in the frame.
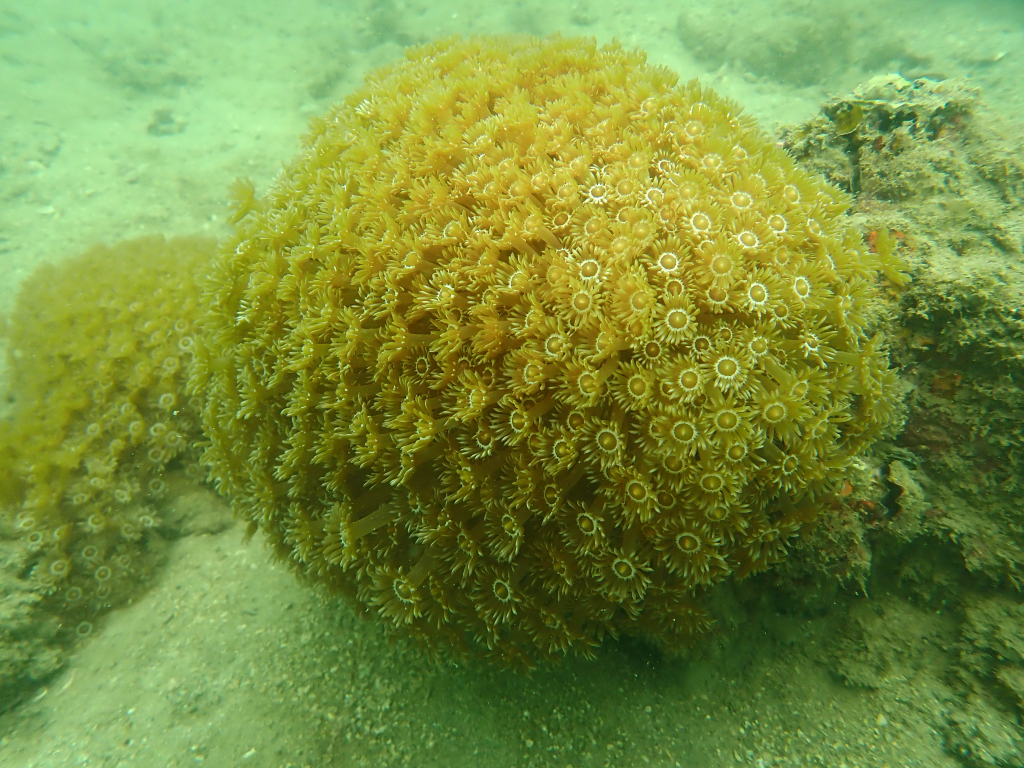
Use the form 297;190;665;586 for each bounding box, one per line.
1;236;215;621
192;35;901;666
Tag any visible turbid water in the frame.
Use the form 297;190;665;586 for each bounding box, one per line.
2;2;1023;766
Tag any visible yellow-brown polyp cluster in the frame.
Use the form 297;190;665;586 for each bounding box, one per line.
192;35;902;666
1;236;214;620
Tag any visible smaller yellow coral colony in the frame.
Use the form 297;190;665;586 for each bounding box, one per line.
0;236;215;627
190;34;904;667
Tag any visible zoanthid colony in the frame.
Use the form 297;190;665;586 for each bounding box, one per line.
192;35;905;667
1;236;216;622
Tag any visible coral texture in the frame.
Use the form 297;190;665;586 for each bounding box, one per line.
192;35;903;666
0;236;215;624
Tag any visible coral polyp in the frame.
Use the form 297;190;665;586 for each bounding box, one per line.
191;34;904;667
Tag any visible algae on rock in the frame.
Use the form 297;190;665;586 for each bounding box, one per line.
778;72;1024;767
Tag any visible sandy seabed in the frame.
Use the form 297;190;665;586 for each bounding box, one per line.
1;1;1023;766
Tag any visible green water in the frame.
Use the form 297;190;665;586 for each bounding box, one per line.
1;1;1023;766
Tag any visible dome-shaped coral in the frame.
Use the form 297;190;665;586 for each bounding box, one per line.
192;35;903;666
1;236;215;622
